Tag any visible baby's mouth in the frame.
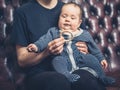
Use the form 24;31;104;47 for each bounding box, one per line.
64;23;70;26
63;24;71;29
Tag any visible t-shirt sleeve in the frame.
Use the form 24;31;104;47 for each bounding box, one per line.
11;9;29;46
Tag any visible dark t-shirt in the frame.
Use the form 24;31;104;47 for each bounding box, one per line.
12;0;64;45
11;0;64;75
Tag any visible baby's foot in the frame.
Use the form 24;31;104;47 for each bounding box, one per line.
68;74;80;82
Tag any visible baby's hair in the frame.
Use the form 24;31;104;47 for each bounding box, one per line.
61;2;82;19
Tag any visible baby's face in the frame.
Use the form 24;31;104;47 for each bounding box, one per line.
58;4;82;32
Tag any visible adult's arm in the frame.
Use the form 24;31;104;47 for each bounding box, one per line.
16;45;49;67
16;37;65;67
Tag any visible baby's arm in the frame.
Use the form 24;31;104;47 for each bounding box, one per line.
27;44;38;53
85;31;108;69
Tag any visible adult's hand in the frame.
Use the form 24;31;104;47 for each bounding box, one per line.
47;37;65;55
75;42;88;54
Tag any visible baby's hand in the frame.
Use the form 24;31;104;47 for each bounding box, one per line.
101;59;108;69
27;44;38;53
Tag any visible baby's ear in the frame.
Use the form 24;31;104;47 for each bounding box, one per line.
78;19;82;28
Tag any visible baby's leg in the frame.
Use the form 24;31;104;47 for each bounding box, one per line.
83;54;104;76
83;54;115;86
52;56;80;82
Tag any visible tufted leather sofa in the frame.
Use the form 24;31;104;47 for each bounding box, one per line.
0;0;120;90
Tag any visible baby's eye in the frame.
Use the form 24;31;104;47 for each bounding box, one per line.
62;14;67;18
71;17;76;20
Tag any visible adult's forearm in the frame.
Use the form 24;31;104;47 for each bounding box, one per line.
16;45;49;67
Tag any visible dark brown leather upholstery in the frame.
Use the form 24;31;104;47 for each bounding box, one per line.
0;0;120;90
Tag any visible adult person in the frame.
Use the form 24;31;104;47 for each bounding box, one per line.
11;0;107;90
